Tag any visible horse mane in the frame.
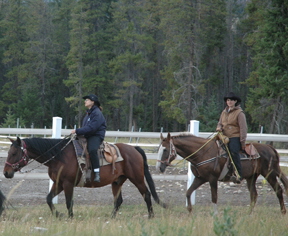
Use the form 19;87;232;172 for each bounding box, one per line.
24;138;71;159
172;133;206;140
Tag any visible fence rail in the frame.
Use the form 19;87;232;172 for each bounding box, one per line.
1;128;288;141
1;128;288;154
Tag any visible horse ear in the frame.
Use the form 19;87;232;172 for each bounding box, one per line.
7;137;15;143
16;137;22;146
160;133;164;140
167;133;171;140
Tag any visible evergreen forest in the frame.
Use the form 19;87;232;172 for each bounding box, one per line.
0;0;287;135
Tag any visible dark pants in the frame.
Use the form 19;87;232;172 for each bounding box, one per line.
87;136;103;170
228;137;242;178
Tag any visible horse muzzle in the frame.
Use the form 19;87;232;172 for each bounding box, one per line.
3;166;15;179
159;161;170;173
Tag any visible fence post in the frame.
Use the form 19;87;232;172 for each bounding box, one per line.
49;117;62;204
187;120;199;205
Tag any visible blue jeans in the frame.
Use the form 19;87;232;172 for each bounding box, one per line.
87;136;103;170
228;137;242;178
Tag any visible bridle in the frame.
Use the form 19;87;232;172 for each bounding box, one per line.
5;140;29;171
158;139;177;166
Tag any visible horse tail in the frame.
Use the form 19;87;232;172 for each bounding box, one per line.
270;145;288;196
134;146;167;208
0;190;6;216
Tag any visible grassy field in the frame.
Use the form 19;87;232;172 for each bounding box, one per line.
0;203;288;236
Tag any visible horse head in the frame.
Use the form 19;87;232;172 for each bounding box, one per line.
3;137;28;178
156;133;177;173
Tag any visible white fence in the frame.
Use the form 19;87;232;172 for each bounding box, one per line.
1;127;288;152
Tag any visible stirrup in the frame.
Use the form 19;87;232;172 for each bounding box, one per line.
230;175;242;184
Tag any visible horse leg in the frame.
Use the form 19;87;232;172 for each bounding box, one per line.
265;173;286;214
63;182;75;218
246;174;259;214
46;182;63;217
279;171;288;196
208;178;218;216
186;177;206;214
129;178;154;218
111;179;126;218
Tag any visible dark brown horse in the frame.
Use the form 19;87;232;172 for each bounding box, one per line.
157;133;288;214
0;190;5;216
3;137;166;218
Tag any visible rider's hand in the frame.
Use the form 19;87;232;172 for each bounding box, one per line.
71;130;76;134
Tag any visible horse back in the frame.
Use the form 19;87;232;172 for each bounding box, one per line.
251;142;280;162
114;143;144;163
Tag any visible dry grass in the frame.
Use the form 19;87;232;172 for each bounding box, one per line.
0;204;287;236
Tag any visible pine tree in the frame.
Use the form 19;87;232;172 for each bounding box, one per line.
244;0;288;134
0;0;29;118
158;0;227;130
65;0;114;127
109;0;155;130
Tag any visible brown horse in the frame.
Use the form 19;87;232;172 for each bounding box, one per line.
0;190;5;216
3;137;166;218
157;133;288;214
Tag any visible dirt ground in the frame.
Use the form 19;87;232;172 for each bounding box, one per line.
0;162;285;213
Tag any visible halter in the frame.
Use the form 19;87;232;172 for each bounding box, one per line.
158;139;177;166
5;140;29;171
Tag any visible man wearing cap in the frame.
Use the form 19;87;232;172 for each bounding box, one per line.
216;92;247;183
71;94;107;182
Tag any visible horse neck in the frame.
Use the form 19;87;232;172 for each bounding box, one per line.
173;136;208;158
26;148;44;163
24;140;50;163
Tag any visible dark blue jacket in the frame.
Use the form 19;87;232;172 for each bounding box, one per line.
76;106;106;139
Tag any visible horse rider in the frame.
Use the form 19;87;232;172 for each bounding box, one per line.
216;92;247;184
71;94;107;182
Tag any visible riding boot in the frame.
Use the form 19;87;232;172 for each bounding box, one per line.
89;149;101;182
94;171;100;182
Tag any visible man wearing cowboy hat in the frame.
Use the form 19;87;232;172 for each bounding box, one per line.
216;92;247;183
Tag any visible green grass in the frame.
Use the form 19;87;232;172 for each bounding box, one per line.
0;204;288;236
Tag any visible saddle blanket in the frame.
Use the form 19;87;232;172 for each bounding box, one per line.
72;140;123;166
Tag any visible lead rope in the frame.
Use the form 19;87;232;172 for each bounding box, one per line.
218;131;240;179
173;134;218;167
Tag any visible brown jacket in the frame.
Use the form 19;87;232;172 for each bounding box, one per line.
217;105;247;147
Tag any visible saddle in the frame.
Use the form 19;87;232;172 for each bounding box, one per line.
99;142;119;164
217;142;260;181
72;136;123;185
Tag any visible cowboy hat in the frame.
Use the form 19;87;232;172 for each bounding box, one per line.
82;94;99;102
224;92;241;103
